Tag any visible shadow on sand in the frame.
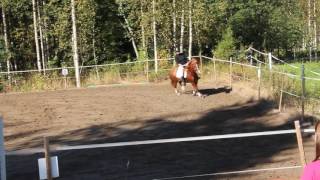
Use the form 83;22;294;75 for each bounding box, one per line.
6;99;316;180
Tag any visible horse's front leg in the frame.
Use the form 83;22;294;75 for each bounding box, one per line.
172;80;181;96
191;82;204;98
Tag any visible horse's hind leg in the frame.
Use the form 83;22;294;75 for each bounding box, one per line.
191;82;204;97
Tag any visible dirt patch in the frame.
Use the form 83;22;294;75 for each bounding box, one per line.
0;80;314;180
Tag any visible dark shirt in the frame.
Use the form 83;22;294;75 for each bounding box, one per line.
175;53;188;65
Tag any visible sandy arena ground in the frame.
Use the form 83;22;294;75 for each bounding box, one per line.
0;80;316;180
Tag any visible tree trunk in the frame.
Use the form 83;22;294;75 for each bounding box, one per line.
123;16;139;59
43;0;50;68
313;0;317;60
32;0;42;71
188;0;192;59
119;1;139;59
92;28;100;80
173;0;177;54
71;0;81;88
140;0;146;52
152;0;158;73
1;3;11;83
308;0;311;35
180;0;185;52
308;0;312;61
37;0;46;73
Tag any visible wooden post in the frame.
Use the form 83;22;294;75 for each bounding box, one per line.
268;52;272;71
146;60;149;82
294;121;306;167
279;67;285;112
64;76;67;89
258;63;261;100
301;64;305;121
44;137;52;180
200;53;203;75
213;56;217;82
229;57;232;88
268;53;273;93
0;116;6;180
278;90;283;112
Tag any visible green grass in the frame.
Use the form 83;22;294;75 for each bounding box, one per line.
274;62;320;99
276;62;320;78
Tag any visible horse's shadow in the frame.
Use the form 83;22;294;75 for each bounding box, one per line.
199;86;232;96
185;86;232;97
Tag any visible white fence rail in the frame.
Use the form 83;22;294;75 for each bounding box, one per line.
7;128;315;155
5;121;315;179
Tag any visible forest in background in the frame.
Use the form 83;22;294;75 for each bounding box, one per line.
0;0;319;73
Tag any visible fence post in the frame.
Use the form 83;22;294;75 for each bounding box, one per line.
64;77;67;89
257;63;261;99
294;121;306;167
44;137;52;180
200;53;203;75
301;64;305;121
95;65;100;81
0;116;6;180
278;90;283;112
229;57;232;88
268;52;273;92
6;71;11;89
213;56;217;82
155;57;158;74
279;66;285;112
268;52;272;71
146;60;149;82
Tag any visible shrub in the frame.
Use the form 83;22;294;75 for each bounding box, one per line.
214;27;237;59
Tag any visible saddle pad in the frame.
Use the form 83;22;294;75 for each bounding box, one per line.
176;66;184;79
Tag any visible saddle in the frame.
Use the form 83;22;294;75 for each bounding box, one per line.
176;65;187;79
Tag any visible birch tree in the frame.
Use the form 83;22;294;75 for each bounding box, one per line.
180;0;185;52
37;0;45;72
1;1;10;82
173;0;177;53
32;0;42;71
118;1;139;58
313;0;317;60
140;0;146;53
71;0;81;88
188;0;192;59
308;0;312;60
152;0;158;73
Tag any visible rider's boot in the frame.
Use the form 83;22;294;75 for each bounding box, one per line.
181;77;186;92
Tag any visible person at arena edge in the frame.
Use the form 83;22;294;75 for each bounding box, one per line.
175;50;189;91
301;120;320;180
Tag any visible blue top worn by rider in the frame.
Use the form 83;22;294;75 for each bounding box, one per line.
175;52;188;65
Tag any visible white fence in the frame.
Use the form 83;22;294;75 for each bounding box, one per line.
4;120;315;179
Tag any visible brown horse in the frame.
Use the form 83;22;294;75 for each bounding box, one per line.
169;57;204;97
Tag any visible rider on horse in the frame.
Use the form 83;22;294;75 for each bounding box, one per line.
175;50;189;90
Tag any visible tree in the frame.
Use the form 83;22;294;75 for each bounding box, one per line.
214;27;236;59
71;0;80;88
1;1;11;82
152;0;158;72
188;0;192;59
32;0;42;71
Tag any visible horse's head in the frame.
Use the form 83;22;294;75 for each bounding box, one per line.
188;58;201;77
